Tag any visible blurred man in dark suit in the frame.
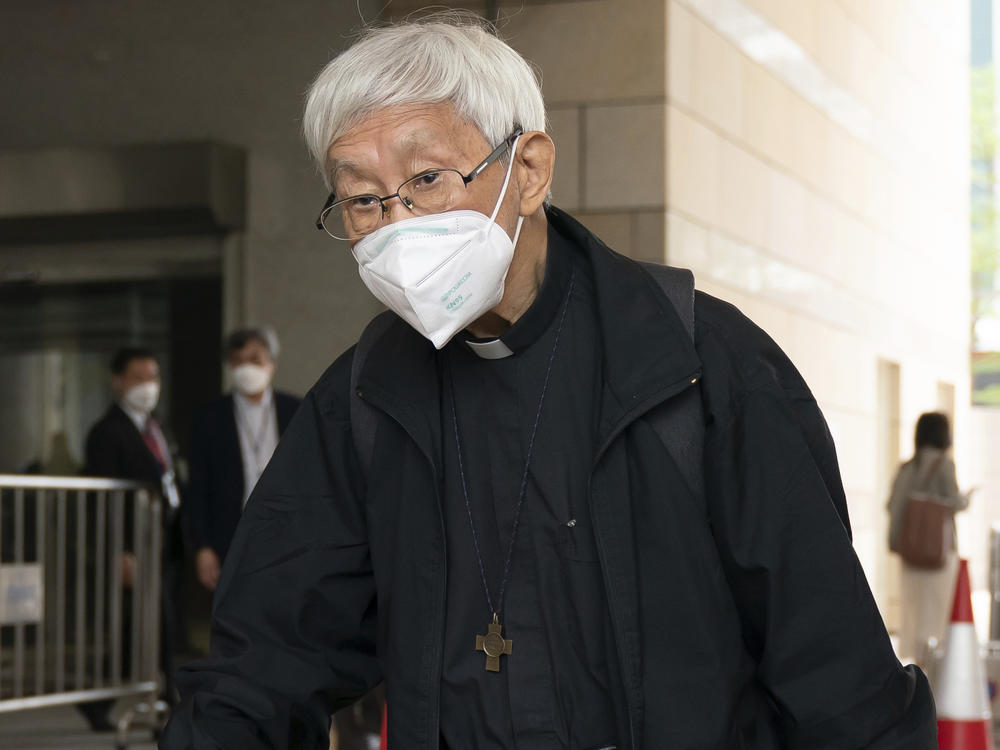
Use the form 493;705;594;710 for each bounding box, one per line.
81;346;183;730
187;327;299;592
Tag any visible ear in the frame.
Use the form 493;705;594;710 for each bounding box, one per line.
514;131;555;215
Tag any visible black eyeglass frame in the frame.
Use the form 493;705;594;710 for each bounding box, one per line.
315;128;524;237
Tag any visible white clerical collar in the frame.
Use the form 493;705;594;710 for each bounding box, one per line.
465;338;514;360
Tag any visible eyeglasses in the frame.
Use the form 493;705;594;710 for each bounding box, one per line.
315;130;523;241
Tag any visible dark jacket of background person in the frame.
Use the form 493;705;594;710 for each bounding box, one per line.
162;209;936;750
84;403;182;552
85;403;167;488
186;392;300;561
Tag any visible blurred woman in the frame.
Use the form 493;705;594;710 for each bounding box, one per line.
888;411;970;663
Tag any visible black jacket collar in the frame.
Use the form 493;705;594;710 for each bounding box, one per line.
357;205;702;452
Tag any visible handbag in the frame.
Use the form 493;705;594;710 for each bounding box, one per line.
890;455;954;569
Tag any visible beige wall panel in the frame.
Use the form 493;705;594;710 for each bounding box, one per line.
667;106;721;225
575;212;633;257
739;0;816;56
825;128;861;222
503;0;665;104
844;0;896;54
845;18;889;122
690;13;743;137
810;0;858;99
785;316;871;416
766;169;809;267
739;63;793;169
829;409;879;496
548;106;581;210
803;195;840;283
667;1;696;109
585;103;666;210
717;139;770;250
575;210;665;263
633;211;668;263
666;209;710;271
790;100;832;200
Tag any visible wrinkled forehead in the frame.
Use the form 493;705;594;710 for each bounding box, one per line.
325;102;489;185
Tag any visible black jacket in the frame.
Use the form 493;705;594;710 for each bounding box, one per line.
84;404;167;486
163;208;936;749
187;392;300;560
84;403;180;554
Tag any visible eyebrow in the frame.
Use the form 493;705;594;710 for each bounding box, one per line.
327;159;364;188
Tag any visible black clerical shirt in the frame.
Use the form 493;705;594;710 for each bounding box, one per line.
439;225;619;749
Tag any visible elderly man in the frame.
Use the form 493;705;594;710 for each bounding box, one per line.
162;17;936;750
187;327;300;593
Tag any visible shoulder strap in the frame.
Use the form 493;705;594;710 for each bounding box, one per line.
349;312;396;478
637;262;704;498
638;262;696;339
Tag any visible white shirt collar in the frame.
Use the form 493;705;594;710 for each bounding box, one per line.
118;401;149;431
234;387;274;411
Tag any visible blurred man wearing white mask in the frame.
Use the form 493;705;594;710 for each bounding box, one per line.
187;327;300;593
82;346;182;729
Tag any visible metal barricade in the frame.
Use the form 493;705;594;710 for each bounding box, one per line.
0;475;166;748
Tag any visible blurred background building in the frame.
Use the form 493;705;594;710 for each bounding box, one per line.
0;0;986;661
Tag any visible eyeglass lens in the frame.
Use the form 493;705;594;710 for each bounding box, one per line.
321;169;467;240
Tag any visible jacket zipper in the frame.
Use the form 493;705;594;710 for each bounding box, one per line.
356;388;446;750
588;369;702;750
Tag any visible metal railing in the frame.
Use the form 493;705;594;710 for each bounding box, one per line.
0;474;165;746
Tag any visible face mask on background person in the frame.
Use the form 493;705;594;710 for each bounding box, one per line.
351;135;524;349
231;363;273;396
123;382;160;414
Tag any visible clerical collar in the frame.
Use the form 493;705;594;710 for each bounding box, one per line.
464;223;574;359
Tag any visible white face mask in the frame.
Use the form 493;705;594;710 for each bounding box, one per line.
231;363;273;396
351;135;524;349
124;382;159;414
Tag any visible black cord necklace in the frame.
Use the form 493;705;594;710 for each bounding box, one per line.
448;271;576;672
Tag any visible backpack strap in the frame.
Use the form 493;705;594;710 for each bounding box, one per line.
638;262;696;340
638;263;705;499
349;311;395;478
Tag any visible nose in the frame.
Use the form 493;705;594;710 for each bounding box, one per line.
381;194;415;225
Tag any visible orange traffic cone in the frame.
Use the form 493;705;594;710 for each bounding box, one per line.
937;559;993;749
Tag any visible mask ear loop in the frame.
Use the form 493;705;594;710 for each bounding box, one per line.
481;134;523;242
510;215;525;249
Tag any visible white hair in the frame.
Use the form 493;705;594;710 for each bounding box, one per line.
226;326;280;360
303;14;547;187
